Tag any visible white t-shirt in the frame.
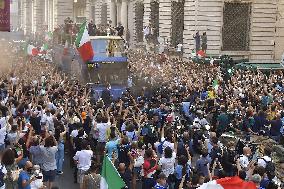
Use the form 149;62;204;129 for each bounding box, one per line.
73;150;93;171
0;117;8;145
143;27;149;36
97;122;111;143
155;137;174;154
177;44;183;52
70;129;87;139
158;152;176;177
0;116;9;129
10;77;18;85
239;155;249;168
0;164;7;189
257;156;272;168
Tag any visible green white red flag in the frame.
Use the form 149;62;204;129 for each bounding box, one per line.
75;22;94;63
100;155;125;189
27;44;39;56
45;31;53;41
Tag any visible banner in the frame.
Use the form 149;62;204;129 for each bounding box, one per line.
0;0;10;32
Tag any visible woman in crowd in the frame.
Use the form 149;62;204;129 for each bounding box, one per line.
40;135;58;189
54;123;66;175
2;148;22;189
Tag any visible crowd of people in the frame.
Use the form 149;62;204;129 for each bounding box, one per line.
0;38;283;189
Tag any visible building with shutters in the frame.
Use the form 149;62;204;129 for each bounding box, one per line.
18;0;284;62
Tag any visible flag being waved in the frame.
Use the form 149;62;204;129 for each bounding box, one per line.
100;155;126;189
197;176;256;189
39;44;48;54
75;22;94;63
44;31;53;41
27;44;39;56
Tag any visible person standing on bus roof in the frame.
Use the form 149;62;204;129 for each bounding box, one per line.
116;23;124;37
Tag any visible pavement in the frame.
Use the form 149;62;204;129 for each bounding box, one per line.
53;155;79;189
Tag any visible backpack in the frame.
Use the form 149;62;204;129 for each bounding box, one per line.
157;140;165;155
262;158;275;173
0;165;5;187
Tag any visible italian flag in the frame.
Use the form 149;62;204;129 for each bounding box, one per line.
39;44;48;54
100;156;126;189
197;50;206;58
45;31;53;41
198;176;256;189
27;44;39;56
75;22;94;63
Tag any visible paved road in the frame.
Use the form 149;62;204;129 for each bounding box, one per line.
54;155;79;189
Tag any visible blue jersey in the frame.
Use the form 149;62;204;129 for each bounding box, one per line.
154;183;167;189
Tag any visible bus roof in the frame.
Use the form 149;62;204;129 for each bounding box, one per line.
89;36;124;40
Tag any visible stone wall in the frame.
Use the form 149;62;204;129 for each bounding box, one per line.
34;0;45;34
275;0;284;62
54;0;74;26
159;0;171;40
249;0;277;62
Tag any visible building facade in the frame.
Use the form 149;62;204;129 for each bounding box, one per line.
19;0;284;62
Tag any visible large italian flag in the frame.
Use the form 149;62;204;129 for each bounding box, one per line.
100;156;126;189
198;176;256;189
75;22;94;62
27;44;39;56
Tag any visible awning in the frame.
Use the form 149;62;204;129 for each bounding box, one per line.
235;62;284;70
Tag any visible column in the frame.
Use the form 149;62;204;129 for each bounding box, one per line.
48;0;54;31
121;0;128;29
47;0;50;31
54;0;74;27
110;0;117;26
85;0;91;21
31;0;34;33
116;0;121;25
44;0;47;23
52;0;55;31
23;0;27;34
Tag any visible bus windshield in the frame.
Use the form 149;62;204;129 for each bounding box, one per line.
91;39;125;58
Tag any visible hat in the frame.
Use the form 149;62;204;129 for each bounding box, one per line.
251;174;261;183
81;112;87;120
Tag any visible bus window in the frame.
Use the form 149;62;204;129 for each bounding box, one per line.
91;39;108;57
91;38;125;58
